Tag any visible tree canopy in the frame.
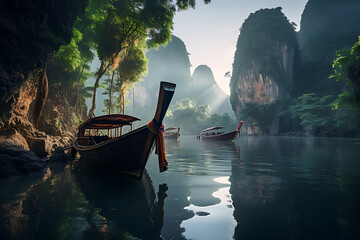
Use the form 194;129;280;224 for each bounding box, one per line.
332;36;360;110
84;0;211;116
54;0;211;116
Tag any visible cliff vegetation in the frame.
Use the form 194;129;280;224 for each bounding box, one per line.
230;1;360;137
230;7;298;134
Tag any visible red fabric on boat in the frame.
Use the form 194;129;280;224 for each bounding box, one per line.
233;121;244;140
147;120;168;172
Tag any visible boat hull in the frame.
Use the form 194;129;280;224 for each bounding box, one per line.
164;132;179;141
200;130;238;141
73;126;156;177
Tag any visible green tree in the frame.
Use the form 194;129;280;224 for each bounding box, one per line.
332;36;360;110
52;1;98;108
56;29;84;72
165;99;209;133
88;0;211;116
102;71;117;114
289;93;337;135
205;113;234;130
117;44;148;114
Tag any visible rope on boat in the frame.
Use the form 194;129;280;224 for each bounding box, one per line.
147;120;168;173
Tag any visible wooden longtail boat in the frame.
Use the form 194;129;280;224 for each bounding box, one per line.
73;81;176;178
164;127;180;141
199;121;243;141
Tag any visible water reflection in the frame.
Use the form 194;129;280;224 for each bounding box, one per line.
1;136;360;239
0;165;53;239
181;176;236;240
0;158;168;240
157;137;241;239
230;136;360;240
0;160;91;239
73;164;167;240
164;138;180;149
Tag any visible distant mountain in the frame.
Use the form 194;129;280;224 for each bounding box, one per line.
192;65;233;116
127;36;235;125
126;35;193;124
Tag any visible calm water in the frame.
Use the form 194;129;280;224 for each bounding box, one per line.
1;136;360;240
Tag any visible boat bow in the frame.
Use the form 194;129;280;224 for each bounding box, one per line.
149;81;176;172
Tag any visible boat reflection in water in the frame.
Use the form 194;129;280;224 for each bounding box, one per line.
74;163;168;240
175;138;241;240
199;138;241;163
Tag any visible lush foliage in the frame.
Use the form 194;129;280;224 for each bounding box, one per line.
289;93;345;136
85;0;211;115
332;36;360;110
56;29;84;72
101;71;117;114
53;0;211;117
117;44;148;113
101;43;149;115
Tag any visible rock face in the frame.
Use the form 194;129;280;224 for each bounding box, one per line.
298;0;360;58
0;0;88;152
29;138;51;158
0;129;29;150
0;143;46;179
230;8;298;134
0;0;87;129
192;65;233;116
295;0;360;95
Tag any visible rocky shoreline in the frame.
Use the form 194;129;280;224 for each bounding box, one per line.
0;116;75;180
0;142;72;180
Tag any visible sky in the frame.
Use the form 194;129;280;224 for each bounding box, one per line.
172;0;308;95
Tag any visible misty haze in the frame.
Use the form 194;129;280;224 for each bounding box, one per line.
1;0;360;240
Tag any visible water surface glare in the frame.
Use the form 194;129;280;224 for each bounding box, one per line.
1;136;360;240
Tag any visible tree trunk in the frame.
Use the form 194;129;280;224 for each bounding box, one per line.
118;79;127;115
88;61;109;117
77;62;86;91
122;93;125;114
109;71;115;115
33;65;49;129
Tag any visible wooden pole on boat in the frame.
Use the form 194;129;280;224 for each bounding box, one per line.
233;121;244;140
133;86;135;129
153;82;176;124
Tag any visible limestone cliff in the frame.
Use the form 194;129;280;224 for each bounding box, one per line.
295;0;360;96
0;0;88;154
230;8;298;134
